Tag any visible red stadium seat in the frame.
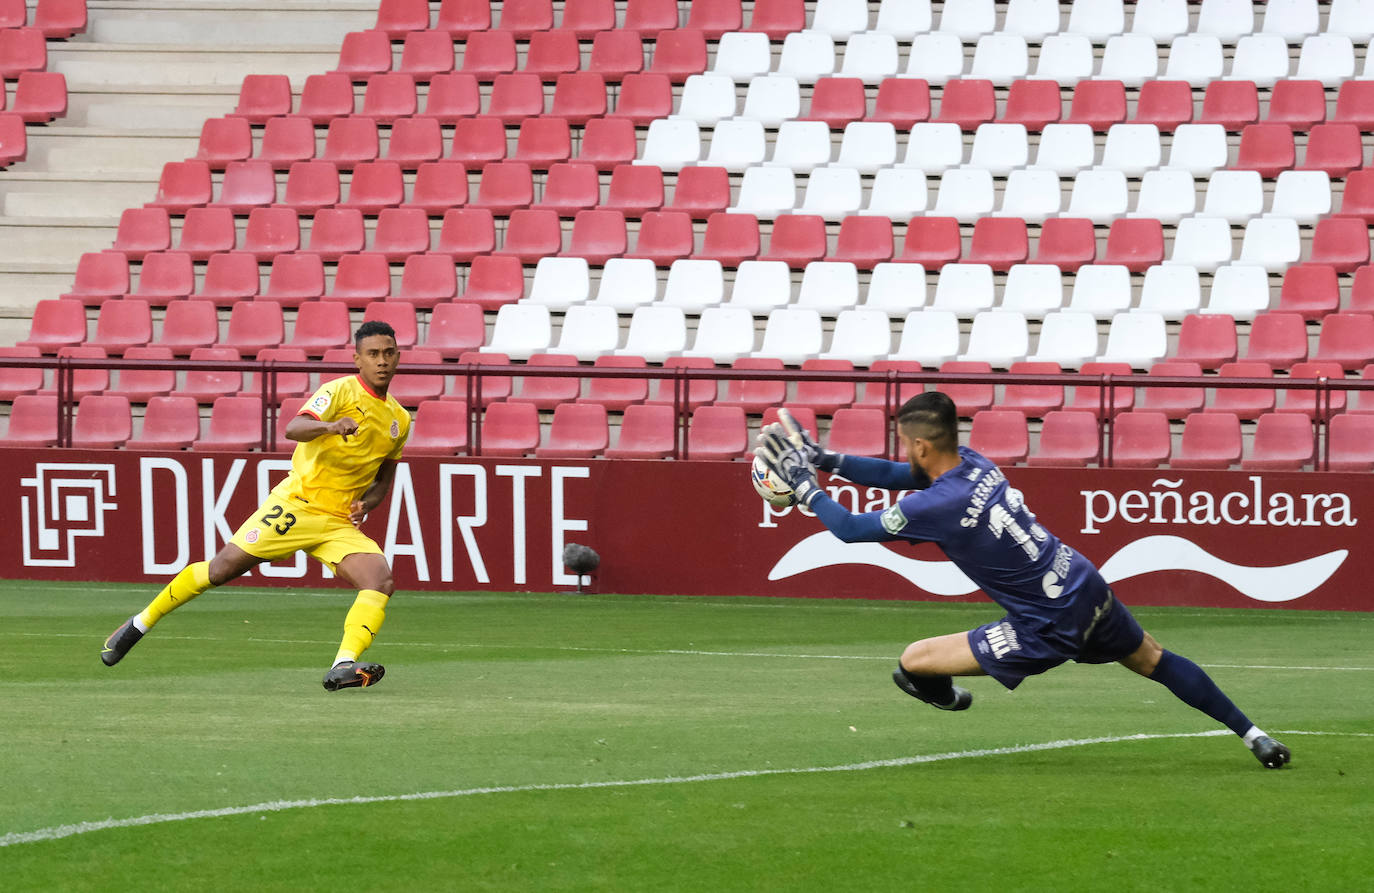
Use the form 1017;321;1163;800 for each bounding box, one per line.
194;395;265;452
398;30;456;81
578;354;651;412
600;164;664;219
451;350;514;406
938;361;996;417
804;77;866;129
147;160;213;213
550;71;608;125
1266;79;1326;130
1279;360;1347;418
332;30;392;81
374;0;430;38
471;161;534;215
1242;412;1315;471
1067;361;1135;418
1173;313;1238;371
1130;79;1193;132
87;298;152;355
220;301;284;355
1244;312;1309;370
627;210;695;267
0;345;45;401
319;348;360;386
1309;218;1371;274
362;73;418;124
664;165;730;220
371;207;432;262
362;302;419;349
966;218;1029;272
19;299;86;354
1338;169;1374;223
760;213;827;269
488;73;546;124
574;116;639;170
625;0;679;32
562;209;628;266
435;207;497;262
647;29;709;84
1002;79;1061;132
10;70;68;123
1199;80;1260;131
127;395;201;450
793;358;856;417
609;72;673;126
387;348;446;406
478;401;540;456
968;410;1029;465
276;161;341;215
410;161;469;215
405;400;469;456
128;251;194;305
1102;218;1165;273
320;117;379;170
1029;410;1100;467
231;74;292;124
1332;80;1374;131
419;72;481;124
393;254;457;310
249;347;312;400
1034;217;1096;271
448;115;509;167
461;31;518;81
855;360;926;411
687;405;748;460
1108;411;1171;468
695;212;760;267
457;254;525;310
510;116;573;170
323;253;392;308
62;252;130;305
646;356;717;412
897;217;962;267
524;30;581;81
605;403;676;459
240;206;301;261
1351;266;1374;315
718;357;786;414
72;394;133;449
339;160;405;215
112;207;172;262
1327;413;1374;471
183;346;243;404
45;345;108;399
435;0;489;36
32;0;87;38
260;252;326;307
1299;123;1363;178
152;300;219;356
0;113;27;168
559;0;616;39
1066;80;1126;132
0;28;45;79
1209;361;1276;420
685;0;741;39
830;216;895;270
934;79;996;131
215;161;277;215
1139;360;1206;419
0;0;23;29
826;407;888;458
536;403;610;459
1001;361;1065;418
496;0;553;38
1277;265;1340;321
588;30;646;82
2;394;58;447
1234;123;1296;178
384;116;444;170
1171;412;1242;469
177;206;238;261
298;73;356;124
285;301;351;356
869;78;932;129
496;208;564;264
1315;312;1374;371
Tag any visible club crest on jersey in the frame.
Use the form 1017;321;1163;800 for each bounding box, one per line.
245;528;260;544
390;419;399;438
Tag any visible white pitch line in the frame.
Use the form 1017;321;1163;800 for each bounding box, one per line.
2;729;1369;849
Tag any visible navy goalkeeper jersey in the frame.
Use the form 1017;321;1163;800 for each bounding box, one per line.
811;447;1103;635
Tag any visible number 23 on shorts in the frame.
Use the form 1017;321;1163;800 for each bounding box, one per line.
260;504;298;535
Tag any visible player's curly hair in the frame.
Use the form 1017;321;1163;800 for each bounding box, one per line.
896;391;959;453
354;320;397;347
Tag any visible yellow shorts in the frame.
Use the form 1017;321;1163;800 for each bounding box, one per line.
229;495;384;572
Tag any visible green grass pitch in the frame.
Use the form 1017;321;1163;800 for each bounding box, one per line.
2;581;1371;891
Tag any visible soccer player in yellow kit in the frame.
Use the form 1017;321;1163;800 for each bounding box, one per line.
101;320;412;691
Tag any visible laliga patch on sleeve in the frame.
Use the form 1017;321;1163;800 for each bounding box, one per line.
881;503;908;535
309;391;332;415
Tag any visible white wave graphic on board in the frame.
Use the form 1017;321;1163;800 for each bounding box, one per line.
767;533;1347;603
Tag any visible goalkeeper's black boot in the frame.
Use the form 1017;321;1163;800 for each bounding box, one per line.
100;615;144;667
893;668;973;711
322;660;385;691
1250;735;1291;769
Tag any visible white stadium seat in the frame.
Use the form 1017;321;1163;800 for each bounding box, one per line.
590;258;658;312
900;122;965;173
1195;0;1255;42
1031;124;1096;177
1300;35;1358;86
1203;264;1272;321
931;264;996;315
821;309;895;366
1067;0;1127;42
835;121;897;174
1228;34;1290;88
1101;124;1161;177
556;305;622;361
1164;34;1225;87
711;32;773;83
705;118;767;172
1167;124;1229;176
776;31;837;85
617;305;687;362
1068;265;1134;319
1099;34;1159;87
1268;171;1331;225
741;76;802;127
1130;0;1189;41
1066;169;1129;224
874;0;932;39
865;168;929;218
968;123;1029;176
937;0;996;40
840;31;900;84
683;306;756;364
800;166;863;220
727;261;794;315
1029;310;1101;369
488;304;553;361
733;166;797;218
1238;217;1301;273
638;119;701;171
933;168;995;222
661;259;725;314
1003;0;1060;41
797;262;860;316
1261;0;1319;42
894;310;962;366
997;169;1062;223
675;74;738;126
756;307;825;365
960;311;1029;367
864;263;929;316
1034;34;1095;84
1138;264;1203;321
970;34;1030;86
1202;170;1265;224
768;120;833;173
1167;216;1234;273
904;32;966;85
1131;168;1196;224
812;0;872;39
1101;311;1168;369
999;265;1065;318
527;257;590;311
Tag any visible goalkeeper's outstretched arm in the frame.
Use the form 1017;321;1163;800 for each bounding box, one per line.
808;494;902;543
831;455;931;491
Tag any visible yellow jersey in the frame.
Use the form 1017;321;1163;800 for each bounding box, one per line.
274;374;412;518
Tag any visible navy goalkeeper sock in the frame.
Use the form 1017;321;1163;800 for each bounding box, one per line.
1148;650;1252;737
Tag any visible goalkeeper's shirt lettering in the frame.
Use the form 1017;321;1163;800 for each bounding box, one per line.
278;375;411;519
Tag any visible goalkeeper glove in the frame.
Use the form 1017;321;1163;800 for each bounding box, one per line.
773;407;845;473
755;428;822;509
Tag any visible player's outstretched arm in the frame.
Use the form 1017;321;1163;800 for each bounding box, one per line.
285;414;358;442
808;497;906;543
769;408;926;489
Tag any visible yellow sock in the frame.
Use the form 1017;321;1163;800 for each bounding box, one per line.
138;561;212;629
333;590;389;666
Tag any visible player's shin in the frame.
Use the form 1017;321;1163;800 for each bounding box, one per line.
333;589;389;666
1148;650;1252;737
137;561;213;630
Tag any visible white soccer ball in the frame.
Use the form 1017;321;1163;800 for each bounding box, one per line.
750;453;795;507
